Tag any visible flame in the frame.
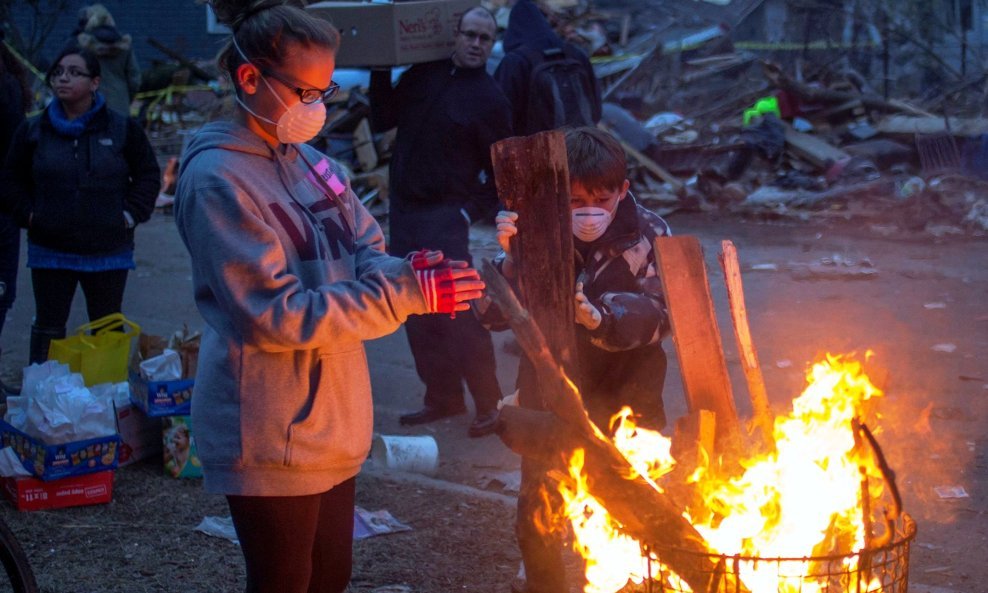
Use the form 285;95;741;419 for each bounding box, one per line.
556;353;891;593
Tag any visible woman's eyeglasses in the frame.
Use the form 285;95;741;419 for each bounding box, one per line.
51;67;93;79
263;70;341;104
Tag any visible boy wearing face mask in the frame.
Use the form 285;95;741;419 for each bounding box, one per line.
490;126;672;593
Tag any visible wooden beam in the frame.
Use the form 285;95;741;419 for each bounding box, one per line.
496;405;751;593
598;123;684;192
490;132;579;408
481;260;591;436
352;118;378;172
719;240;774;451
783;122;850;169
875;115;988;137
654;236;740;447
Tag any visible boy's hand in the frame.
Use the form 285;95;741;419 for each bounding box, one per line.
495;210;519;254
574;282;602;330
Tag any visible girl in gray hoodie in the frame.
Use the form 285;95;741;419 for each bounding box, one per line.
174;2;484;591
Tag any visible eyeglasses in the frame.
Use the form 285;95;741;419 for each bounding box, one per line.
262;70;340;104
51;66;93;79
458;30;494;44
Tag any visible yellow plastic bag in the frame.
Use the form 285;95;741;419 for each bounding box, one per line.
48;313;141;386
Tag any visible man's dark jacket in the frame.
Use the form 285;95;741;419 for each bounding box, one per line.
369;59;512;223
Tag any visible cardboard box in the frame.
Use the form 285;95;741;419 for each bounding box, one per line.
0;419;119;481
3;471;113;511
129;369;193;417
307;0;475;67
163;416;202;479
115;403;162;466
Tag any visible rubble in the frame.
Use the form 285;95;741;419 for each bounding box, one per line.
130;1;988;236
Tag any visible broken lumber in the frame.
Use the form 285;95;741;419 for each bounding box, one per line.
599;123;684;192
490;131;579;409
783;123;850;169
352;118;378;172
719;241;774;451
496;404;750;593
654;236;740;448
875;115;988;137
763;61;933;117
147;38;213;82
481;260;591;437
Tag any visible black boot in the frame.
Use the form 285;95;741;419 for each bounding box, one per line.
0;347;18;396
29;324;65;365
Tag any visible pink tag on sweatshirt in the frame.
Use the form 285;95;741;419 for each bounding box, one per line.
307;158;347;197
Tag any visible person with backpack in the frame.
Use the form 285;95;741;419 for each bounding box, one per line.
0;47;160;365
494;0;602;136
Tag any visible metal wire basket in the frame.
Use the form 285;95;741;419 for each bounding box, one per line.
635;514;917;593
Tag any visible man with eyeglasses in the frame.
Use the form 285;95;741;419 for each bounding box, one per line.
369;6;511;439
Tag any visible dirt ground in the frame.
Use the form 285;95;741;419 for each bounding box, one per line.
0;209;985;593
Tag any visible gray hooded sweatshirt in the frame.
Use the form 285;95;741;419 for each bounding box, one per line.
175;120;428;496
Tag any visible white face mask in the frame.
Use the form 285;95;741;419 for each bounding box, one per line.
231;38;327;144
572;206;614;242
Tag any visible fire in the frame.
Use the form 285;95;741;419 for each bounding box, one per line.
556;353;892;593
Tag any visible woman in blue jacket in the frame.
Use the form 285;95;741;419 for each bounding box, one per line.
1;47;160;363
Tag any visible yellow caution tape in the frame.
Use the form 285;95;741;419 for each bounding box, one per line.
734;40;881;50
2;39;44;81
133;84;217;100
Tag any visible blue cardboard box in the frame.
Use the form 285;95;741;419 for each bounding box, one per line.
129;369;193;417
0;419;120;481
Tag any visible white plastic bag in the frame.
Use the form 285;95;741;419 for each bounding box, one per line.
139;349;182;382
6;361;117;444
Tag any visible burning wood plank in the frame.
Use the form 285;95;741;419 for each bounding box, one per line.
719;240;775;451
654;236;740;449
482;261;750;593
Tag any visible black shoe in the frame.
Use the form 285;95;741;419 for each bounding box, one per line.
399;405;466;426
468;409;499;438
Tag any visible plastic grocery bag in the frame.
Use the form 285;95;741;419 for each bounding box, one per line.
48;313;140;386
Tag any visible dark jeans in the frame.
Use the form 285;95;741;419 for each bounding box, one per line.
227;477;356;593
31;267;128;329
390;202;501;414
0;214;19;338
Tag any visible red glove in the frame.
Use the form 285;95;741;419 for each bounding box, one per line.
410;249;442;271
410;249;483;317
414;265;459;315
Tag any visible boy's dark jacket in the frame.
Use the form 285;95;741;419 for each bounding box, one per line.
1;103;160;254
484;195;672;430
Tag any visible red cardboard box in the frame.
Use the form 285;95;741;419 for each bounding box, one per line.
3;471;114;511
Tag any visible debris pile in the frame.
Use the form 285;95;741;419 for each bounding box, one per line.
139;1;988;235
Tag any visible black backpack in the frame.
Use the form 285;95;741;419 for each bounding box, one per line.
522;43;597;135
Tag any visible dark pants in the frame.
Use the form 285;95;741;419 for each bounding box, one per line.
31;267;129;329
389;202;501;414
0;214;19;339
227;477;356;593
